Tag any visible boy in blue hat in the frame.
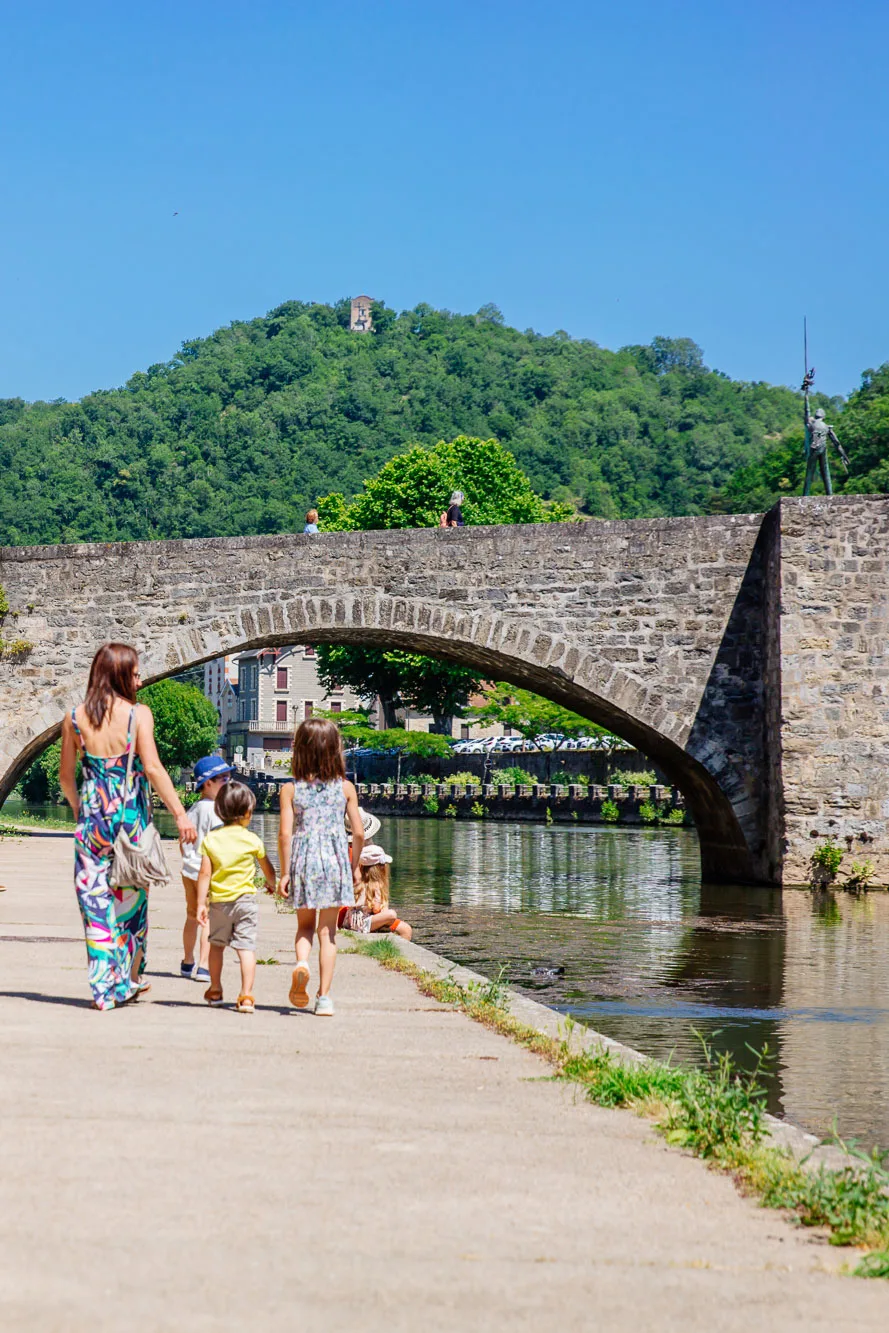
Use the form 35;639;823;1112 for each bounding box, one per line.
180;756;232;981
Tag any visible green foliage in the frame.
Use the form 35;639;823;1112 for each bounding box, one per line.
559;1033;767;1159
470;800;485;818
638;800;659;824
491;766;535;787
600;798;621;823
371;728;453;758
553;769;588;786
844;859;875;892
316;644;483;733
422;794;440;814
609;768;657;787
660;806;687;825
809;838;844;886
20;739;64;803
760;1140;889;1250
318;434;569;530
0;299;805;549
443;803;458;818
137;680;220;771
471;685;614;744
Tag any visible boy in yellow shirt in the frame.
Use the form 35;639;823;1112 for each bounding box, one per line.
196;781;276;1013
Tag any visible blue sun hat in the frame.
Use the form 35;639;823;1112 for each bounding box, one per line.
193;756;233;790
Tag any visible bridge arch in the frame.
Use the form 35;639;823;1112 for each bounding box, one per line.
0;592;753;883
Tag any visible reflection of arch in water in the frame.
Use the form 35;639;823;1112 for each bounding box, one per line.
0;596;756;886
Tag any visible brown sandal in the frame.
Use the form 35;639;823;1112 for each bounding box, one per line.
236;994;255;1013
289;964;310;1009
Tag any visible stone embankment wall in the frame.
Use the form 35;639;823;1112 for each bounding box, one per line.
355;780;687;827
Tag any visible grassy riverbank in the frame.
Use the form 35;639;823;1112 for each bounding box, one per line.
354;936;889;1277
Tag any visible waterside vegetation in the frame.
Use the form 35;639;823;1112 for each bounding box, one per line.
355;937;889;1277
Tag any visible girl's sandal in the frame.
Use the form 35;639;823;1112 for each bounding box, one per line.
204;987;224;1007
289;963;310;1009
236;994;255;1014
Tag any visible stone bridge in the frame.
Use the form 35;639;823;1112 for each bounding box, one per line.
0;496;886;886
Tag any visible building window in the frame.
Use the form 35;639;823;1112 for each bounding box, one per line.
276;666;288;690
304;645;315;659
330;701;342;714
304;701;314;719
276;701;288;723
461;725;470;740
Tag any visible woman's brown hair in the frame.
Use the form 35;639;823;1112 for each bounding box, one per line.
291;716;345;782
84;643;140;728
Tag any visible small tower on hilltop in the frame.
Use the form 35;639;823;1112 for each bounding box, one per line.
350;294;373;332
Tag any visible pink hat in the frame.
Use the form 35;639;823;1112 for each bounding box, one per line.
359;843;392;866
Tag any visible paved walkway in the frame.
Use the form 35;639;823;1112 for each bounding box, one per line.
1;837;887;1331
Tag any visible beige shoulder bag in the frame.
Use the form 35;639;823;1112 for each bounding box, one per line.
109;707;171;890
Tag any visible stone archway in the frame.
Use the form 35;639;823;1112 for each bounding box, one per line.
0;593;754;884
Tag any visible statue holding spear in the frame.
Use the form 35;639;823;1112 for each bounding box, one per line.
801;319;850;496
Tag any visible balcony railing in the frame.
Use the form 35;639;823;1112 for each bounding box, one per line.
231;720;295;733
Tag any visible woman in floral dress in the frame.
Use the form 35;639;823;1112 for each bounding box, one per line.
59;643;197;1009
277;717;364;1016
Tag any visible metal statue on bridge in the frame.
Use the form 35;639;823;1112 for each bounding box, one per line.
801;320;850;496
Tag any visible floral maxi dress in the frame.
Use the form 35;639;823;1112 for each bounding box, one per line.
71;707;150;1009
288;780;354;909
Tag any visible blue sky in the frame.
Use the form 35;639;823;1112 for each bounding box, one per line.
1;0;886;401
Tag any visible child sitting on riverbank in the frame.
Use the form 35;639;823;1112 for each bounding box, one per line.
196;781;276;1013
341;843;412;939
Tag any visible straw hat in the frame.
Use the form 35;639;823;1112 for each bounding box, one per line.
346;807;381;840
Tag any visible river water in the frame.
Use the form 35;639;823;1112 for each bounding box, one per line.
8;801;889;1148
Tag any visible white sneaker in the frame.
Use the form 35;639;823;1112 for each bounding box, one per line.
314;994;335;1017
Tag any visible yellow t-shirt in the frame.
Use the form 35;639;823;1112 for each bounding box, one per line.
202;825;267;903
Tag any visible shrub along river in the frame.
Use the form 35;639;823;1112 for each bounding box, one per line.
8;801;889;1148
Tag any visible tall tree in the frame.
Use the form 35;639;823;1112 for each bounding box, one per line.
137;680;220;771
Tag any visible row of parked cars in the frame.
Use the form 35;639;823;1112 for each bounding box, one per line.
451;733;610;756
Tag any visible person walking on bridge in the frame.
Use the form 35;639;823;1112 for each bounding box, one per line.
60;643;197;1010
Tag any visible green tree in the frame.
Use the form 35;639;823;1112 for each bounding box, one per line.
470;685;622;750
316;645;484;734
317;435;573;531
315;435;562;729
20;739;64;803
137;680;220;771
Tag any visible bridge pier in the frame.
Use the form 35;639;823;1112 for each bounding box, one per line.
0;497;886;886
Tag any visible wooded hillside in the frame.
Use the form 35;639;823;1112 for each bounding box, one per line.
0;298;816;545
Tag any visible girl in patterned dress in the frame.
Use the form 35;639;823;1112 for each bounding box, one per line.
277;717;364;1016
59;643;197;1010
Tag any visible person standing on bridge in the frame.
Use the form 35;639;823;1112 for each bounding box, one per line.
60;643;198;1010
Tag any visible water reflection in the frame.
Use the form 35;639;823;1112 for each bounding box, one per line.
6;800;889;1145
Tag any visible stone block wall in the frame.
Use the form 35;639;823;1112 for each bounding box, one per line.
775;498;889;885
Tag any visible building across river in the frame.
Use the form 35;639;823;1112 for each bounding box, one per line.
203;646;364;768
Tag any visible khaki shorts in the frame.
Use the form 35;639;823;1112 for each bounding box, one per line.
182;875;199;920
208;896;259;952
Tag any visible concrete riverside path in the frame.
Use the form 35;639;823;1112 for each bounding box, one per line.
1;838;888;1331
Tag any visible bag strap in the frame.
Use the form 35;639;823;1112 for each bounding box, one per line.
121;706;137;813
